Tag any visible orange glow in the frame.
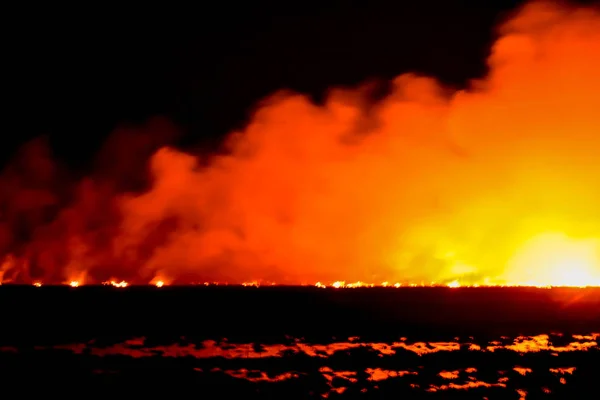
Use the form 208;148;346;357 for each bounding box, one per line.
17;333;598;359
514;367;532;376
324;280;376;288
104;1;600;286
0;1;600;285
447;280;461;288
102;280;128;287
6;279;600;287
108;280;128;288
439;370;460;379
4;335;592;396
150;276;171;287
505;233;600;287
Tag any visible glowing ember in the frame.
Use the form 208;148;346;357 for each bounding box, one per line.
69;281;79;287
155;280;164;288
33;282;42;287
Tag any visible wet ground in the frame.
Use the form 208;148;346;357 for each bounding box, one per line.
1;286;599;398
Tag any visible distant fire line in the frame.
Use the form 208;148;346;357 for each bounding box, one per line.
2;280;600;289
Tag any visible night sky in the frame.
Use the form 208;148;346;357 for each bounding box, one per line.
6;0;542;169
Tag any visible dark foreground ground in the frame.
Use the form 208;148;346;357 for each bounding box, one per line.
1;286;599;398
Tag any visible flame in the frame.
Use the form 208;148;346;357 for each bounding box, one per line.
5;279;597;287
0;1;599;286
8;278;598;287
504;233;600;287
149;276;170;287
447;280;461;288
106;280;128;288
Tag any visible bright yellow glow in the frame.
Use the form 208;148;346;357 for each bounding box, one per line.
447;280;461;288
503;233;600;287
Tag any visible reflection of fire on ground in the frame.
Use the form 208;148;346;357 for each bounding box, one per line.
1;333;592;396
32;333;598;359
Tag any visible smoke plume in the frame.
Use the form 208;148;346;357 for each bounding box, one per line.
2;1;600;285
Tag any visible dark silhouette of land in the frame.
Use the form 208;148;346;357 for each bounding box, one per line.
1;286;599;343
1;286;599;398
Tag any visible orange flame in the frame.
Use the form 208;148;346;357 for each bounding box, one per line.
0;1;599;286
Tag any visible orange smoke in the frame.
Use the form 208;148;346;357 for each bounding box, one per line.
2;1;600;285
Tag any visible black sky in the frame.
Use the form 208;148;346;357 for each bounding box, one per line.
6;0;595;171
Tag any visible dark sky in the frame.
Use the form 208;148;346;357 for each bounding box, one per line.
7;0;593;171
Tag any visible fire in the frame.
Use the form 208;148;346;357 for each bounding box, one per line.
1;278;599;288
149;276;169;287
103;280;129;288
447;280;461;288
325;281;376;288
504;233;600;287
0;2;600;286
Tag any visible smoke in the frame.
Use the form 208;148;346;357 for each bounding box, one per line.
2;1;600;284
0;117;179;283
